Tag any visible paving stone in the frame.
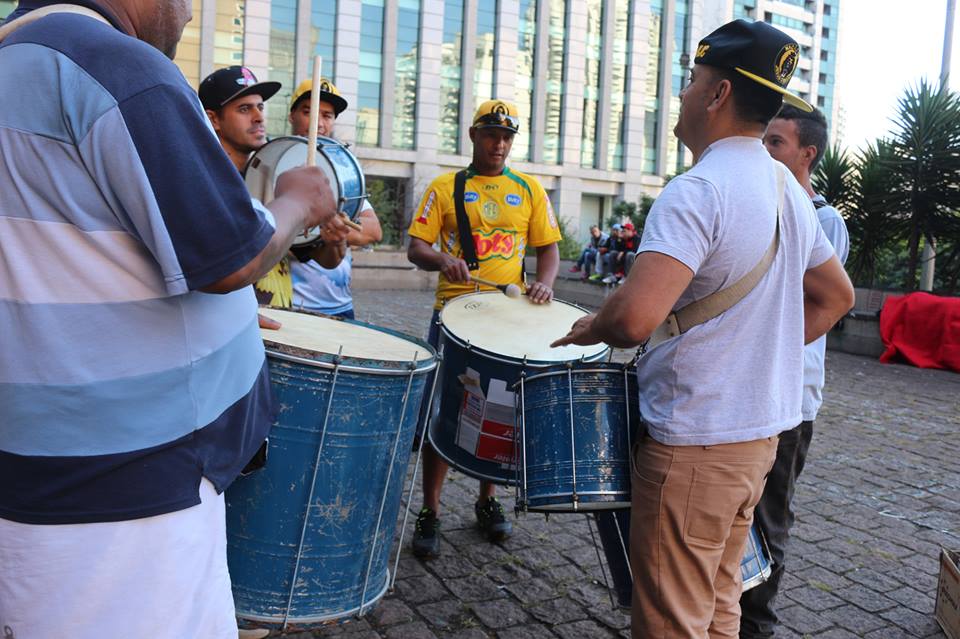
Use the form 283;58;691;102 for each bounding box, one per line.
383;621;438;639
821;604;889;635
496;625;557;639
505;577;560;604
445;574;505;602
370;599;416;626
468;600;530;630
393;574;452;604
551;619;615;639
417;600;472;631
525;596;589;624
834;584;896;613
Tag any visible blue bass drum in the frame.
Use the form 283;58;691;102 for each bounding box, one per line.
429;292;608;486
515;362;640;512
244;135;367;246
226;308;437;630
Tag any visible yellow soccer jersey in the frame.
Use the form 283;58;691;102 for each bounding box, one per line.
254;257;293;308
408;166;561;309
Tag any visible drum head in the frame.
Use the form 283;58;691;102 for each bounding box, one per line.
440;292;607;364
259;308;433;365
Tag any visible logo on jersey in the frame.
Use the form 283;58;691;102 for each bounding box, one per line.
546;198;558;229
472;229;517;260
481;201;500;222
416;191;436;224
483;184;499;190
505;194;522;207
464;191;480;203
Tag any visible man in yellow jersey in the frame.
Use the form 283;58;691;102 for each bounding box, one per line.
198;66;348;311
406;99;561;557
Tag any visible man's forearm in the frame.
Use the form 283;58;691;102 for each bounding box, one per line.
803;299;845;344
535;244;560;286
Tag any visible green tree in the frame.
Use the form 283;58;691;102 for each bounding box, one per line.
812;143;857;212
606;194;655;233
884;80;960;290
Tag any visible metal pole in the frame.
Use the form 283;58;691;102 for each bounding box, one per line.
922;0;955;291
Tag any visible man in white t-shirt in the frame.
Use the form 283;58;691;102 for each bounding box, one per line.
287;78;382;319
553;20;854;638
739;105;850;639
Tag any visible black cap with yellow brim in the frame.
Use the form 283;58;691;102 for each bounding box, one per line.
694;19;813;113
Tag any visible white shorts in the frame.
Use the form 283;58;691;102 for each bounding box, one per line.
0;479;237;639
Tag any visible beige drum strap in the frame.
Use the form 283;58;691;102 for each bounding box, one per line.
647;164;787;349
0;4;111;43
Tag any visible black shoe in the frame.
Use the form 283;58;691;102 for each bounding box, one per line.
475;497;512;542
412;507;440;558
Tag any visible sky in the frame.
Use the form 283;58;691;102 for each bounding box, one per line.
836;0;960;152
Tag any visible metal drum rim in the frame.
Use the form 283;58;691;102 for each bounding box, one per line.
264;316;437;375
438;293;609;367
425;425;518;486
234;569;390;626
515;364;636;388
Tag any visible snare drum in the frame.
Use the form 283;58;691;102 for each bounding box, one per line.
244;136;366;246
226;308;437;629
428;292;608;485
515;362;640;512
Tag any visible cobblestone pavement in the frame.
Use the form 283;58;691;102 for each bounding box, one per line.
274;289;960;639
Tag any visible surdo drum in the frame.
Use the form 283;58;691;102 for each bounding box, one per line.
225;308;437;629
428;292;608;485
243;135;366;247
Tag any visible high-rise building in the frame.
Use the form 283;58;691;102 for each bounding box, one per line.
0;1;838;242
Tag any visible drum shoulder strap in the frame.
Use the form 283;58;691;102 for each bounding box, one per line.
0;4;111;42
454;169;479;271
648;164;787;346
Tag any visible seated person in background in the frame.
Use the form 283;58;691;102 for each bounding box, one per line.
589;223;620;281
603;222;640;284
569;225;608;280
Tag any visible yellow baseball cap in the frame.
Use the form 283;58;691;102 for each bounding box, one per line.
472;99;520;133
289;78;348;115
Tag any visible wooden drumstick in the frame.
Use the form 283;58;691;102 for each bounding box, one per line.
471;275;522;298
305;55;363;234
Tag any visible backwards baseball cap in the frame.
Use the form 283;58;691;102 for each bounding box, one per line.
199;66;281;111
622;222;635;231
472;99;520;133
694;19;812;112
289;78;349;115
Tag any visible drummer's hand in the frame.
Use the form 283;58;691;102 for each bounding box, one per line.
320;214;350;245
550;314;601;347
258;313;281;330
526;281;553;305
440;254;471;283
274;166;337;229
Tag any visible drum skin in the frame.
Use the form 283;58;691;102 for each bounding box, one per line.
517;364;640;512
225;314;436;627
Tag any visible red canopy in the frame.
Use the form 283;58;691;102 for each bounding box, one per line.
879;292;960;372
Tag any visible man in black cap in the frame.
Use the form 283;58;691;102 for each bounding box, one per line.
553;20;853;637
200;66;281;173
199;66;348;310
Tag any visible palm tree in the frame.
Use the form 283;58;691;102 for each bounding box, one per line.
813;143;857;213
884;80;960;289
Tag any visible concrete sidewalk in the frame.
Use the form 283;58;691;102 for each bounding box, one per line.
275;290;960;639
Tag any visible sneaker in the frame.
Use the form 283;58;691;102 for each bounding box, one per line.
588;273;603;281
602;274;617;284
567;265;581;273
412;507;441;558
475;497;512;542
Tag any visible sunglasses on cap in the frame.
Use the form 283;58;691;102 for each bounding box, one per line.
474;112;519;131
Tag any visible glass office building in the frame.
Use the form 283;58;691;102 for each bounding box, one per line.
0;0;841;243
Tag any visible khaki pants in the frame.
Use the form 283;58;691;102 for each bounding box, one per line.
630;435;778;639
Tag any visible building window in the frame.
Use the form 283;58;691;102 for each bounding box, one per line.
818;95;825;107
666;0;690;174
819;72;827;85
310;0;336;80
439;0;465;154
543;0;567;164
580;0;603;168
607;0;629;171
513;0;538;161
643;0;664;174
392;0;420;149
214;0;245;68
174;0;203;89
767;13;806;31
356;0;385;146
823;4;831;15
267;0;297;138
474;0;497;109
822;26;830;38
820;49;828;61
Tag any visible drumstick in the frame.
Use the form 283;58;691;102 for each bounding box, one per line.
305;55;363;234
470;275;522;299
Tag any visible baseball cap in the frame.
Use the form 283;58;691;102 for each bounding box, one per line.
611;223;622;231
472;99;520;133
199;66;281;111
622;222;635;231
694;19;812;112
289;78;349;115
